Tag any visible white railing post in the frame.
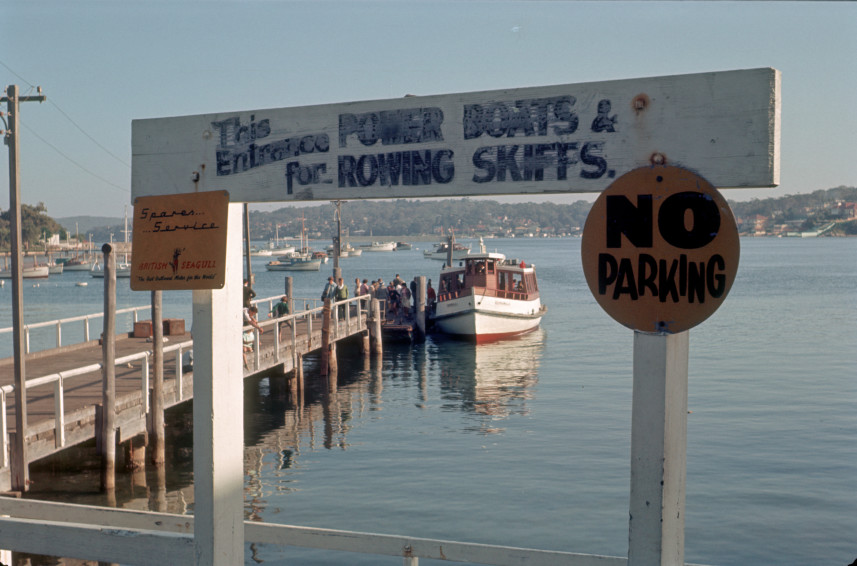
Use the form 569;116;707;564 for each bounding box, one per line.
53;376;65;448
254;331;261;368
176;348;184;401
24;327;30;354
84;316;90;342
141;355;150;416
273;322;280;363
0;390;7;468
56;321;62;349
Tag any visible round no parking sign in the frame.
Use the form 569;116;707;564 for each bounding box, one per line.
581;165;739;334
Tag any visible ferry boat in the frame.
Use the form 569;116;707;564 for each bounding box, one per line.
361;241;396;252
432;239;546;343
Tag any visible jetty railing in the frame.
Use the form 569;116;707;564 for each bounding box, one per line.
0;295;367;469
0;498;641;566
0;305;153;354
0;338;193;469
0;295;322;355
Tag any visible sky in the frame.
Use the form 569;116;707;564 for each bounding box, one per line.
1;1;855;220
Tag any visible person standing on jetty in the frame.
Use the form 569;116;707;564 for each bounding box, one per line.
243;279;256;309
427;279;436;315
335;277;349;318
269;296;290;341
242;305;263;369
321;276;336;302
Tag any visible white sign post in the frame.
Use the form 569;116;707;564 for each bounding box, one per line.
130;68;779;565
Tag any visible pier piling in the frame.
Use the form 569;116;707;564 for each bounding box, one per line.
100;244;117;492
150;290;165;467
370;299;383;356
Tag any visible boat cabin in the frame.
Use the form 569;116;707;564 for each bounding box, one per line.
438;253;539;302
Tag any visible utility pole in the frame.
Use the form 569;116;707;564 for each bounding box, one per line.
244;203;253;285
1;84;46;492
332;200;342;281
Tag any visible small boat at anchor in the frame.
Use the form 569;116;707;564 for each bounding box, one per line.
424;241;471;261
432;238;546;343
265;256;322;271
361;241;396;252
0;265;50;279
90;263;132;278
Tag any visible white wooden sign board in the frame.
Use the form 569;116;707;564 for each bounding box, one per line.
132;68;780;203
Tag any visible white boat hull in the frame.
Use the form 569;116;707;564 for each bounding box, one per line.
433;294;545;343
265;259;322;271
91;265;131;278
361;242;396;252
0;266;50;279
63;261;96;271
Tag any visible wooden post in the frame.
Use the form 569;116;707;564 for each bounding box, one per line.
370;298;383;356
628;331;688;566
328;342;338;378
284;276;293;314
5;84;45;493
243;203;252;286
100;243;117;492
149;290;165;466
321;298;331;376
192;202;244;564
293;352;304;402
415;276;426;341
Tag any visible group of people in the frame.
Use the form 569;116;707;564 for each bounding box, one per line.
240;271;441;369
332;273;437;321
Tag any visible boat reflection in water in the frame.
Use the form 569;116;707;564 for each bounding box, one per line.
432;329;545;428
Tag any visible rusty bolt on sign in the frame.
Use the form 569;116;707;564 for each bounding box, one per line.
633;93;649;113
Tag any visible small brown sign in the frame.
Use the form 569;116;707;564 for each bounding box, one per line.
130;190;229;291
581;165;739;333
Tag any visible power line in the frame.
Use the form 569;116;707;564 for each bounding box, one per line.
0;57;131;168
48;102;130;168
21;122;129;193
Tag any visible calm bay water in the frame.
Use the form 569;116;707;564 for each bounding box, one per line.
1;237;855;565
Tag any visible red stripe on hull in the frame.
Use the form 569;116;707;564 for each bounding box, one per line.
442;325;541;344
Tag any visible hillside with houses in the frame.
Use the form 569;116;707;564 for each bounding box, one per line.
2;186;855;252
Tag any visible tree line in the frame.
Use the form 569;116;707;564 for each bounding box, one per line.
1;185;855;250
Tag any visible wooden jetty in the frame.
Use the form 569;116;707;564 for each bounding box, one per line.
0;293;379;492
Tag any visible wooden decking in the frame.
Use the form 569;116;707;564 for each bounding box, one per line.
0;298;371;491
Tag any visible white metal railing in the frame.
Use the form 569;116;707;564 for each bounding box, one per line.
0;305;153;354
243;294;368;371
0;498;646;566
1;297;368;468
0;338;193;469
